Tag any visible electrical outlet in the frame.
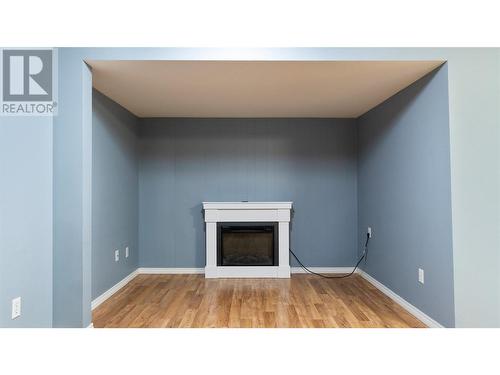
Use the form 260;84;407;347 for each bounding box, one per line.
418;268;425;284
115;249;119;262
125;246;129;258
12;297;21;319
367;227;372;238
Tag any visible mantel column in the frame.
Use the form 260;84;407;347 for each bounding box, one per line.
204;209;218;277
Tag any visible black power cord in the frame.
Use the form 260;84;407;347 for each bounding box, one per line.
289;233;370;279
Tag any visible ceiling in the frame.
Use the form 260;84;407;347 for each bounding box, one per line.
88;60;443;118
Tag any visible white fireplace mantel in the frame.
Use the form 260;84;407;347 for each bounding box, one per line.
203;202;293;278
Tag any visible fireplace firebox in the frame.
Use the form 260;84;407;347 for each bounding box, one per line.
217;222;279;266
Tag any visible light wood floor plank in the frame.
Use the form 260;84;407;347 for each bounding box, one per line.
93;274;426;328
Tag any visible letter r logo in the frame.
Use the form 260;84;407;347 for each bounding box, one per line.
3;50;52;102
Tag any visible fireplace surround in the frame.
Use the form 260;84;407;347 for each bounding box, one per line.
203;202;292;278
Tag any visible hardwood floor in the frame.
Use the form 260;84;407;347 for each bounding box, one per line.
92;274;426;328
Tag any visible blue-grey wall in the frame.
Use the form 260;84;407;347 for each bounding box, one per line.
138;118;358;268
0;116;53;327
92;90;139;299
53;54;93;327
357;65;455;327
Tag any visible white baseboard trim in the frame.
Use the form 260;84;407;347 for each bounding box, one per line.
137;267;205;274
137;267;357;275
140;267;357;276
291;267;356;274
87;323;94;328
91;269;139;311
358;270;444;328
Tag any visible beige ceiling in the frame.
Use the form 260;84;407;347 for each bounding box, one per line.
88;60;443;118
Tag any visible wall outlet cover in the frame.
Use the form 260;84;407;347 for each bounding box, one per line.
418;268;425;284
125;246;129;258
115;249;119;262
12;297;21;319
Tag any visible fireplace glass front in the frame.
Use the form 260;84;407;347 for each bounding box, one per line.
217;222;278;266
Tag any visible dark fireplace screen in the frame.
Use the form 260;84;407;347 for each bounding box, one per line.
217;222;278;266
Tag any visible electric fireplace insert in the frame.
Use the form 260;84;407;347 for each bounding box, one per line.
217;222;279;266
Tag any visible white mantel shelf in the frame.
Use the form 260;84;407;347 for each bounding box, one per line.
202;202;293;210
203;201;293;278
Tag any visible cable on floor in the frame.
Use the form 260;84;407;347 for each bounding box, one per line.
289;233;370;279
